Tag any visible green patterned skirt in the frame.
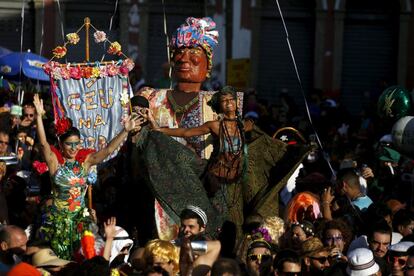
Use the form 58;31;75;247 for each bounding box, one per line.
40;206;92;260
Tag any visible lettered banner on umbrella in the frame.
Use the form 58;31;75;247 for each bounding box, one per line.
45;60;134;160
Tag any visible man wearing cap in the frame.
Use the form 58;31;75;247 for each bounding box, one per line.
180;205;208;240
245;238;274;276
346;248;381;276
300;237;331;276
387;241;414;276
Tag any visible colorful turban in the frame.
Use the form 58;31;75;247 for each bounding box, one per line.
170;17;219;77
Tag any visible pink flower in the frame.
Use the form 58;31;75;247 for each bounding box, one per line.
69;66;82;79
93;31;107;43
60;67;70;79
50;67;62;80
99;67;108;78
106;64;119;76
122;59;135;71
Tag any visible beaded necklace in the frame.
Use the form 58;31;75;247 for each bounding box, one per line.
167;90;199;119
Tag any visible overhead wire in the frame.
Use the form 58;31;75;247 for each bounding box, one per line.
273;0;335;178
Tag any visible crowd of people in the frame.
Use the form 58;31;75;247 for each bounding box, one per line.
0;16;413;276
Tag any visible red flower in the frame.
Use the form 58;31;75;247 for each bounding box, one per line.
82;67;94;79
69;66;82;79
119;66;129;76
73;166;80;175
55;117;72;136
33;161;49;175
68;198;80;211
76;149;96;163
77;222;84;232
52;46;67;58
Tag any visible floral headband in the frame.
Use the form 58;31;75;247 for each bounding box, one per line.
55;117;72;137
170;17;219;76
292;221;315;237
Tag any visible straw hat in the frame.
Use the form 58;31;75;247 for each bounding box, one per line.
32;248;72;267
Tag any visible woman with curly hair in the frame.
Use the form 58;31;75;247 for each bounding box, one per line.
320;219;353;261
143;239;180;276
33;94;141;260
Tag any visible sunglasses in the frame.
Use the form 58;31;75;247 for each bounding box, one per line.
24;113;34;118
247;254;272;263
0;140;9;145
325;236;343;242
64;141;81;149
309;256;329;263
387;256;407;266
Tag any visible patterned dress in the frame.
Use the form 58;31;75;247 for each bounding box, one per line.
40;149;94;260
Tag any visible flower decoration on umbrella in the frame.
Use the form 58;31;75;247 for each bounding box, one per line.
66;33;80;45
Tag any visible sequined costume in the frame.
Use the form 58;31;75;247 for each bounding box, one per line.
40;147;95;260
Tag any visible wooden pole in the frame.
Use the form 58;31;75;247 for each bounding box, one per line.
88;185;92;210
84;17;90;62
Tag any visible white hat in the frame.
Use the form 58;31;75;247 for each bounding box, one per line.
110;226;134;263
389;241;414;253
185;205;208;225
346;248;380;276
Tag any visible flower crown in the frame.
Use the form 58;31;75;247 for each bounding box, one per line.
55;117;72;137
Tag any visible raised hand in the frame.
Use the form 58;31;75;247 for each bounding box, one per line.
104;217;118;240
33;94;45;116
124;115;144;132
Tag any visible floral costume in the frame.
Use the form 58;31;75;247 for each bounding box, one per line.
40;147;95;260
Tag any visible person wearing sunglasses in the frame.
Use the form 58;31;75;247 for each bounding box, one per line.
301;237;331;276
246;238;274;276
20;103;36;127
387;241;414;276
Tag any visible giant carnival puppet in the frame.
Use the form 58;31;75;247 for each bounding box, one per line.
135;17;309;247
37;22;141;260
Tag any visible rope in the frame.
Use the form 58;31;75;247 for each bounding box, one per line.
55;0;67;63
37;0;46;91
274;0;335;177
101;0;119;62
18;0;25;104
161;0;172;89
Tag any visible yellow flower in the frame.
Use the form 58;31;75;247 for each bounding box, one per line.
108;41;122;55
66;33;80;45
91;67;100;78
